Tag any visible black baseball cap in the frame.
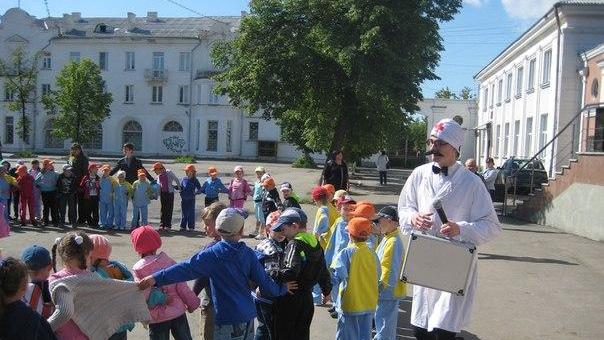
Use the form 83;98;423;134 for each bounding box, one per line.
377;206;399;222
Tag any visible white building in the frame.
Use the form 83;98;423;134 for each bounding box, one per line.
0;8;303;161
473;1;604;175
416;98;478;162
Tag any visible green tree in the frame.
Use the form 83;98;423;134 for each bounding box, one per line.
434;86;459;100
459;86;475;100
42;59;112;144
0;46;39;147
212;0;462;160
406;116;428;154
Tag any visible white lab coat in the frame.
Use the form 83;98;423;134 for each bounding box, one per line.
397;162;501;333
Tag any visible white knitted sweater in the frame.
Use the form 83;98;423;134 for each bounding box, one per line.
48;272;151;340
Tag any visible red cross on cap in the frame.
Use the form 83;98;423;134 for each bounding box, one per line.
434;122;445;133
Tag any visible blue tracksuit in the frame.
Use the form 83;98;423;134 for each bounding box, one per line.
180;176;202;229
200;177;228;200
131;180;151;228
153;240;287;326
113;181;131;230
324;217;350;304
99;176;115;228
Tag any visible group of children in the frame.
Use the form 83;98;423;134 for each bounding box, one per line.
0;163;407;340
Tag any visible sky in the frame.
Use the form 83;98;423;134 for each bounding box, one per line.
1;0;561;98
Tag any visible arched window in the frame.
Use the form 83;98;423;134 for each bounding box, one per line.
82;123;103;150
44;120;64;149
163;121;183;132
122;120;143;150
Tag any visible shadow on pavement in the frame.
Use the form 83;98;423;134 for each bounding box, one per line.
478;253;578;265
503;227;565;235
396;297;481;339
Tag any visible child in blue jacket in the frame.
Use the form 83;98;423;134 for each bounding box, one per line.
138;208;292;340
200;166;228;207
99;164;117;229
180;164;202;231
131;169;153;228
113;171;132;230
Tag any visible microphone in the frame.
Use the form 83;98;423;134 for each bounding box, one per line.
433;199;448;224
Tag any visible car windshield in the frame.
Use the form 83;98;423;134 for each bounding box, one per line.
508;159;544;171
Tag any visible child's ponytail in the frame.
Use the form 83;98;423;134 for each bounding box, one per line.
52;237;61;273
54;232;93;271
0;257;28;318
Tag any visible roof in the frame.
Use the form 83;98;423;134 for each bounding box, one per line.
43;13;242;39
474;1;604;81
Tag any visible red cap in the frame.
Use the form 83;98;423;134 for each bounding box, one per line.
311;186;327;201
88;163;98;171
130;225;162;254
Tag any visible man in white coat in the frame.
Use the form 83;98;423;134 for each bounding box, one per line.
398;118;501;339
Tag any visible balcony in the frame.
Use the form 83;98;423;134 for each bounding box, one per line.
144;68;168;83
195;69;220;79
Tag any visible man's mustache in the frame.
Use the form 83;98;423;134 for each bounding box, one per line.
425;149;443;157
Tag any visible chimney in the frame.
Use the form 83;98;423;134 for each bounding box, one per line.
147;11;158;22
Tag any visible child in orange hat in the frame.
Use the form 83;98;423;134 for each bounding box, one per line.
180;164;203;231
349;202;381;250
29;159;42;221
260;174;281;223
99;164;117;229
16;165;36;226
131;169;153;228
34;159;59;227
332;217;380;340
200;166;228;207
322;184;339;227
79;163;101;228
153;162;180;230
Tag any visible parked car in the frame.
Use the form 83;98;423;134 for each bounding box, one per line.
493;158;549;201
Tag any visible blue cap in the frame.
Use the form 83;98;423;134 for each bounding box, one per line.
21;245;51;271
286;207;307;225
272;209;303;232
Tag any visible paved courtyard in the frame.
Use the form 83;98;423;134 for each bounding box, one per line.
0;157;602;339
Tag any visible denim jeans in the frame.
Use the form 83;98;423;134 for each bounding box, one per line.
213;321;254;340
254;300;274;340
149;313;192;340
132;205;148;228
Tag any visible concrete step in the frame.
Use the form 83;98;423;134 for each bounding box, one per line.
569;158;578;163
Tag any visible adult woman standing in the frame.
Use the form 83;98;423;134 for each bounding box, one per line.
321;150;349;191
68;143;89;226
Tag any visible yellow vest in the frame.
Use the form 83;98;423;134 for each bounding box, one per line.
339;242;379;314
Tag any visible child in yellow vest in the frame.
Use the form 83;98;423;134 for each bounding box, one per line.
331;217;380;340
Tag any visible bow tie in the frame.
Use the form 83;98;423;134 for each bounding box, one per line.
432;165;448;176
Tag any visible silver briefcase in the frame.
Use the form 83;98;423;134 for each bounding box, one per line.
400;232;477;296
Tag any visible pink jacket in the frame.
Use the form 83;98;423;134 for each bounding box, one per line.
228;178;251;201
48;268;89;340
132;252;200;324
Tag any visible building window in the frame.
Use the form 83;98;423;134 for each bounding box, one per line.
4;88;15;102
122;120;142;150
196;84;202;104
592;79;600;99
207;120;218;152
503;122;510;157
513;120;520;156
163;121;183;132
490;83;495;107
482;88;488;112
506;73;512;101
208;86;219;105
81;123;103;150
69;52;80;62
152;52;164;71
42;54;51;69
4;117;14;144
125;85;134;103
152;86;163;103
516;66;523;97
41;84;51;97
542;49;552;85
179;52;191;71
125;52;135;70
495;124;500;157
539;114;548;153
99;52;108;71
527;58;536;92
178;85;190;104
44;119;64;149
249;122;259;141
525;117;533;157
226;120;233;152
497;79;503;105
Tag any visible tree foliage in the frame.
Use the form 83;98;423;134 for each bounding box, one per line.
459;86;475;100
42;59;112;144
404;116;428;154
212;0;462;160
434;86;458;99
0;46;39;145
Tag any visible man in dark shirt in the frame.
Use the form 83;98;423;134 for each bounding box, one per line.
109;143;154;184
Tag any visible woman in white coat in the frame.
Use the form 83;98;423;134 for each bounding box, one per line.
398;118;501;339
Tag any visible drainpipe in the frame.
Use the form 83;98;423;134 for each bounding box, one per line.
549;5;562;175
188;37;203;155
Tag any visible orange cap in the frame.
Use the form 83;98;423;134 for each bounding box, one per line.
347;217;372;238
261;177;275;188
16;165;27;174
42;159;54;169
152;162;165;171
137;169;147;177
350;202;378;220
322;184;335;195
184;164;196;173
208;166;218;176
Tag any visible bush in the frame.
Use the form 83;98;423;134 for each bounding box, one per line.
175;155;196;164
13;150;38;158
297;196;314;205
292;154;317;169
